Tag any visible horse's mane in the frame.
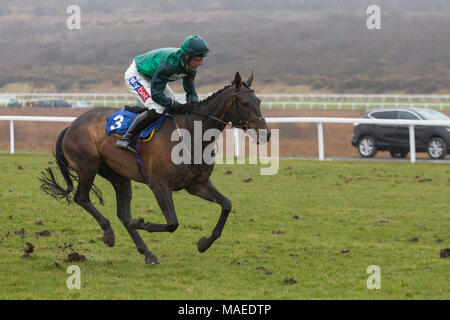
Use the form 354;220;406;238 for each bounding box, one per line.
197;81;250;106
198;84;232;106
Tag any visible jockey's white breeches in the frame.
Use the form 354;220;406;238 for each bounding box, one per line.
124;60;177;114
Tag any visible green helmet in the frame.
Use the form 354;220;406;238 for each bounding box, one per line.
180;35;210;57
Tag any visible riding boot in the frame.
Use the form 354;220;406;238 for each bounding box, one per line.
115;109;161;155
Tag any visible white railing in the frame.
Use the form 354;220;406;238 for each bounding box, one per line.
2;93;450;110
3;93;449;101
265;117;450;163
2;115;449;163
261;101;450;110
0;116;75;155
258;93;450;101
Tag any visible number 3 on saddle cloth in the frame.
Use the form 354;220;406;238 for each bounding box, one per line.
105;108;166;184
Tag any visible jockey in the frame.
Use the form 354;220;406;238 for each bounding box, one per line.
116;35;210;154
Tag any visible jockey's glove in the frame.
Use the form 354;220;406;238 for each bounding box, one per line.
174;102;196;114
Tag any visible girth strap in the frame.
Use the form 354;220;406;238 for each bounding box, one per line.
135;138;150;185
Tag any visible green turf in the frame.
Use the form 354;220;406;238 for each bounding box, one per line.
0;154;448;299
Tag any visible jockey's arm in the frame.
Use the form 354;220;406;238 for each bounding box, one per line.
183;71;198;103
150;62;180;110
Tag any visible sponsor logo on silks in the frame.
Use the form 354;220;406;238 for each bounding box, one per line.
137;86;150;102
129;76;141;90
129;76;150;102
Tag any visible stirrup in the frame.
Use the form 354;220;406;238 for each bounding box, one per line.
116;138;138;155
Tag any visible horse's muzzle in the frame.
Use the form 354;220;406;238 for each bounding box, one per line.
256;129;271;145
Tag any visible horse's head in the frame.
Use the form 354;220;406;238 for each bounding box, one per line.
227;72;271;144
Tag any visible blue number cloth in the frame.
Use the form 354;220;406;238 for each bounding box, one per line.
105;109;166;141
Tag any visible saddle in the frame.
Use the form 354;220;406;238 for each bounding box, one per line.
105;106;168;184
106;106;166;142
124;105;148;114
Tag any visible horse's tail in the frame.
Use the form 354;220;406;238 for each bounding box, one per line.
39;127;75;204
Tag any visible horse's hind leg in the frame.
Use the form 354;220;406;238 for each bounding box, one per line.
74;167;115;247
130;184;179;233
186;179;232;253
98;165;159;264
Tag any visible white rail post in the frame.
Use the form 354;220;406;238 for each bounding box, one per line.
9;120;14;154
409;125;416;164
317;122;324;161
234;127;239;158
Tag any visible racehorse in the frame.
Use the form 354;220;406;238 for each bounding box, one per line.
40;72;270;264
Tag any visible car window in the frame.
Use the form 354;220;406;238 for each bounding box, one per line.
397;110;419;120
370;111;397;119
414;109;450;120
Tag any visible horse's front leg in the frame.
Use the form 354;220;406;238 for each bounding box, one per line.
186;179;232;253
130;184;179;233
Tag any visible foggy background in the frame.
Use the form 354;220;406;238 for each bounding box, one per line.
0;0;449;93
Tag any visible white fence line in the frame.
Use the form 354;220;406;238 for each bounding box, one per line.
2;93;449;101
0;116;75;155
2;93;450;110
2;115;449;163
261;101;450;110
258;94;450;102
2;99;450;110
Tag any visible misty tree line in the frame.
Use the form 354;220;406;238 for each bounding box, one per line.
0;0;448;92
2;0;449;15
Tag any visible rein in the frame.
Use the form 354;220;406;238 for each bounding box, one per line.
183;88;264;131
190;109;228;126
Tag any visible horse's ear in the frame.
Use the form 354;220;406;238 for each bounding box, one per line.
234;72;242;89
247;70;254;87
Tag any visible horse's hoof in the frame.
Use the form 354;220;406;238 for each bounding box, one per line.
130;218;144;229
102;229;115;247
197;237;210;253
145;254;160;265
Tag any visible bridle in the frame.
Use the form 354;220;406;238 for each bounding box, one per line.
169;85;267;164
170;87;266;162
188;87;265;131
229;88;265;131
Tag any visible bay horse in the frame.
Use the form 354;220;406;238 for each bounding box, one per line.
40;72;270;264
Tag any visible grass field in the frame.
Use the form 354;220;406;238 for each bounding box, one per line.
0;154;449;299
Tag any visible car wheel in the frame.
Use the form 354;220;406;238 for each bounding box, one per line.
358;136;377;158
390;151;408;158
427;137;447;159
